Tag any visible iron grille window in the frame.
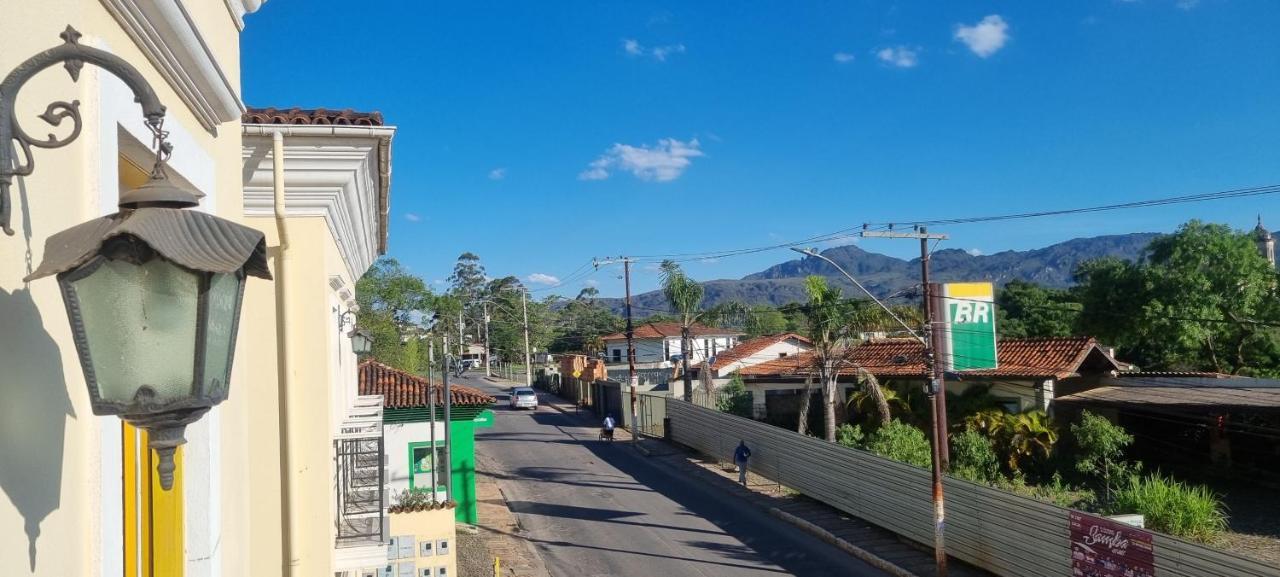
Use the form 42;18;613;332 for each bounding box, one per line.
335;436;385;547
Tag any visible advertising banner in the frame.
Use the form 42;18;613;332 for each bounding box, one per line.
1069;511;1156;577
937;282;998;371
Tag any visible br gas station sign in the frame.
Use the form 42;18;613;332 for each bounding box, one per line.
936;282;998;371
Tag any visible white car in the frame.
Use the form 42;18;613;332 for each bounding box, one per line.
509;387;538;410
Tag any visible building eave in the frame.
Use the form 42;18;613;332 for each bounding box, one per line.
241;124;398;280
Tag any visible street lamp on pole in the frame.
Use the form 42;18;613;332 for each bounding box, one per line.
478;286;533;386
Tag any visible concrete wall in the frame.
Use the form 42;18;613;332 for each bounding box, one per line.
387;508;457;577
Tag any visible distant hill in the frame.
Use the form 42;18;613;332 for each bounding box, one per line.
602;233;1160;314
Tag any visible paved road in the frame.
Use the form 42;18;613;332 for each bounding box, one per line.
459;373;887;577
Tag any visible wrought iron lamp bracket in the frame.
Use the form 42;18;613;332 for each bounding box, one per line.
0;25;168;236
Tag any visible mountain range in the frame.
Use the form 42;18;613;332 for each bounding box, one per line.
601;232;1160;314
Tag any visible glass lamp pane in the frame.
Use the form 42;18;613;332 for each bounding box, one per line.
71;258;198;405
201;272;242;400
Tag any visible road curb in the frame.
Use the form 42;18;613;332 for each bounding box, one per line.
767;508;920;577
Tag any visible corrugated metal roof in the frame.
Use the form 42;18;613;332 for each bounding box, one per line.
1055;385;1280;410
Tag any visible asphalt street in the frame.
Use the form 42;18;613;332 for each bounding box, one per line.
459;372;888;577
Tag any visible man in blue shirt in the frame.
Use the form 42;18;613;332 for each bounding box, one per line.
734;440;751;486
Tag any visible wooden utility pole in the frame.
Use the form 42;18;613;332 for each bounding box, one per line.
520;287;532;386
861;226;950;577
595;257;638;445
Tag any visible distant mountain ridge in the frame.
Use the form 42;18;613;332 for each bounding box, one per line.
603;232;1160;314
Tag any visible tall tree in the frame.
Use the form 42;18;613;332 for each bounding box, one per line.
355;257;432;372
997;280;1081;338
448;252;487;304
549;289;623;354
1075;220;1280;375
660;260;706;402
744;305;788;337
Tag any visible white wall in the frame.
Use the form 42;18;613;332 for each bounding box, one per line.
607;336;739;365
717;338;812;377
384;422;448;503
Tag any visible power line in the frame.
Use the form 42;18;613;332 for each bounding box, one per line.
864;183;1280;228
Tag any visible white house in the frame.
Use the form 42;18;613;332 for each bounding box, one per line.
601;322;743;366
711;333;814;379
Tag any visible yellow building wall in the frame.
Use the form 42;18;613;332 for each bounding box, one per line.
241;215;357;576
389;508;459;577
0;1;250;576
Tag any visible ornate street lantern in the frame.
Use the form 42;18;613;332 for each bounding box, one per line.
351;329;374;355
5;27;271;489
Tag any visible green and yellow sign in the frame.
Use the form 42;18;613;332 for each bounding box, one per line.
939;282;998;371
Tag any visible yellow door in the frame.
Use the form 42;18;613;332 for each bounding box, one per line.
123;422;184;577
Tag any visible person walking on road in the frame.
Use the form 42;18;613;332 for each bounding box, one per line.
734;440;751;486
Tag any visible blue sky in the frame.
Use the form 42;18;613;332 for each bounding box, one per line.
242;0;1280;299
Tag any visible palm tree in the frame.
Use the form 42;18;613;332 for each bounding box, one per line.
660;260;706;402
801;276;893;441
846;377;907;426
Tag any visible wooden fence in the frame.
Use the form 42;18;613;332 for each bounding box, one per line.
665;398;1279;577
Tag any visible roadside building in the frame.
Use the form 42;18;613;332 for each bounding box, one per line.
711;333;813;380
358;360;497;525
600;322;743;366
738;337;1128;426
1055;373;1280;478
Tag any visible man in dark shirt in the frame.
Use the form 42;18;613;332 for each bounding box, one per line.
734;440;751;486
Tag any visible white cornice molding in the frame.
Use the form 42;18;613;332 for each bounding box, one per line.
100;0;245;132
241;130;393;281
223;0;268;31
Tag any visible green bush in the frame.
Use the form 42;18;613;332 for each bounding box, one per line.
1108;473;1228;543
994;473;1095;510
716;374;754;418
836;423;865;449
950;430;1001;484
864;420;932;468
1070;411;1135;502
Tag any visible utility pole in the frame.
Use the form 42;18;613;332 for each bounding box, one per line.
428;337;438;503
860;226;950;577
594;257;638;445
458;310;465;358
483;302;492;378
520;287;532;387
441;334;453;502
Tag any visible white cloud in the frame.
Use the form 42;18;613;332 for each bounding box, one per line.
579;138;704;182
1177;0;1200;9
527;273;560;286
876;46;920;68
967;248;983;256
954;15;1009;58
699;257;720;264
622;38;685;61
623;38;643;55
404;213;422;222
833;52;856;63
432;279;446;285
584;279;599;288
652;44;686;61
488;167;507;180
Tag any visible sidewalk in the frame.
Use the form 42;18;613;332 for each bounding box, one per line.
532;386;992;577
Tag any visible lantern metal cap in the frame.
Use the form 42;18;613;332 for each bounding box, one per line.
24;207;272;282
118;170;203;209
